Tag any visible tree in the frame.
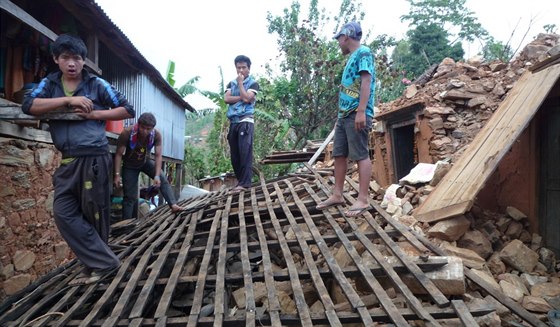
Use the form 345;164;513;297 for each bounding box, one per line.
176;76;201;97
400;0;488;44
392;23;464;79
482;37;514;62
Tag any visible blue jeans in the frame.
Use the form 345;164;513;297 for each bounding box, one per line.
121;160;177;219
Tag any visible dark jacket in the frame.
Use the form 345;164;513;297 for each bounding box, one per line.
22;70;135;157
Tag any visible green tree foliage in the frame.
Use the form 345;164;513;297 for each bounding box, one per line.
183;143;207;184
267;1;345;148
176;76;201;97
544;24;558;34
482;37;514;62
401;0;488;43
392;24;464;79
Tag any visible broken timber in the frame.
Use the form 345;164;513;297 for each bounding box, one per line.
2;166;533;326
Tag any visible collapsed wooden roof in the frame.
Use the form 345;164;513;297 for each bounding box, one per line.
0;165;545;326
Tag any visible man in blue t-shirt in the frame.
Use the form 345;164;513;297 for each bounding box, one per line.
224;55;260;193
317;22;376;217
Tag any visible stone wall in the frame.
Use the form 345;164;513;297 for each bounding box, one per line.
0;137;71;302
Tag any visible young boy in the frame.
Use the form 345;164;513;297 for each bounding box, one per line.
113;112;185;219
224;55;260;193
316;22;376;217
22;34;135;284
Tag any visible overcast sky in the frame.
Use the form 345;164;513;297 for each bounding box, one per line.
94;0;559;109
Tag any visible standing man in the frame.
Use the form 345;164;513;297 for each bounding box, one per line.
114;112;185;219
316;22;376;217
224;55;260;193
22;34;134;284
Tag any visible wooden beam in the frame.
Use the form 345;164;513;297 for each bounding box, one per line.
0;106;85;121
0;0;101;75
307;127;335;166
0;120;52;143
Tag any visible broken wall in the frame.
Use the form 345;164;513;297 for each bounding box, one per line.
0;137;71;301
477;122;539;232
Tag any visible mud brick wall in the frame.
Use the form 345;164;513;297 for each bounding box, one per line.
0;137;71;301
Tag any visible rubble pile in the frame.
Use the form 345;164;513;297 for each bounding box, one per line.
369;171;560;325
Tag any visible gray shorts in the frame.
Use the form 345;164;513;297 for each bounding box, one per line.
333;112;372;161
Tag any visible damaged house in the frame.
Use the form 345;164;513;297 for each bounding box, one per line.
371;34;560;255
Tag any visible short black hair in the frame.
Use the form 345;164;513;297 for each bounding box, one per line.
234;55;251;69
52;34;87;59
138;112;157;127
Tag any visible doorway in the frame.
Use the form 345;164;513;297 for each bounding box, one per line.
540;96;560;255
390;119;416;181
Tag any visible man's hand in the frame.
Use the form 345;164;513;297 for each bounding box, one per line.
354;111;366;130
236;73;244;84
153;175;161;187
68;96;93;113
113;175;122;189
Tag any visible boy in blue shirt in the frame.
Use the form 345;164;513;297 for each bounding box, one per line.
23;34;135;284
316;22;376;217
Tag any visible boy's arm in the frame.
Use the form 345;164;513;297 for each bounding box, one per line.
27;96;94;115
77;106;133;121
113;131;128;188
237;78;255;103
224;89;240;104
354;71;371;130
224;81;239;104
152;131;163;187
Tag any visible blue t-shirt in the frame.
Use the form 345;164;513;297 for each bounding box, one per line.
338;45;375;118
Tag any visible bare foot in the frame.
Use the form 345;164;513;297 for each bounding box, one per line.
316;196;345;210
170;204;186;213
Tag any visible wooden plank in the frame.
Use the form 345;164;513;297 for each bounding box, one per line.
186;208;223;327
0;106;85;120
154;211;201;318
0;0;101;74
0;120;52;143
128;215;192;318
451;299;480;326
307;127;335;165
309;172;441;325
444;66;558;206
416;65;560;222
33;286;81;327
341;175;448;306
52;217;171;327
213;194;232;324
416;70;536;214
453;66;560;205
80;216;179;326
529;53;560;72
414;201;472;223
250;188;281;325
6;273;77;327
237;191;256;327
302;184;411;326
276;181;344;327
258;177;313;326
423;70;535;209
